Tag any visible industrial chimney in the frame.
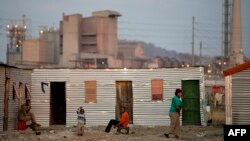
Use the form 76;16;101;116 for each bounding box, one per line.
229;0;244;67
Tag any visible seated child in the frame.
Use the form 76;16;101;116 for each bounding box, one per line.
76;107;86;136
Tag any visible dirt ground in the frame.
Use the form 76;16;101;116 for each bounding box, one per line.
0;125;224;141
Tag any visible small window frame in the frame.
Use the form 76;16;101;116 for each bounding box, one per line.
85;81;97;103
151;79;163;101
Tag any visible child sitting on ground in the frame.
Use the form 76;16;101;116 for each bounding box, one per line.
76;107;86;136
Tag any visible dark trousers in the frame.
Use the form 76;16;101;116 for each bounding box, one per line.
105;119;120;132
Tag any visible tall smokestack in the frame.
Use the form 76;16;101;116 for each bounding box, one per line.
223;0;230;58
230;0;244;67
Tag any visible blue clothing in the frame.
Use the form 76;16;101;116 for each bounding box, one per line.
169;96;183;113
77;113;86;124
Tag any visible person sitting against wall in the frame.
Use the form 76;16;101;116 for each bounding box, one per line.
18;99;41;135
105;106;129;134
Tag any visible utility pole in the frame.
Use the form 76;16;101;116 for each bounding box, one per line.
200;41;202;67
192;16;195;66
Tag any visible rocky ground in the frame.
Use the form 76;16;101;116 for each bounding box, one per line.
0;125;224;141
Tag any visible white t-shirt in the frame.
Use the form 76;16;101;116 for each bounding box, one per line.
77;113;86;124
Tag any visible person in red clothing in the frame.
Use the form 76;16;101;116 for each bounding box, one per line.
18;99;41;135
105;106;129;133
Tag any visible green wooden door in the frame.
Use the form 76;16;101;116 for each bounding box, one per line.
182;80;201;125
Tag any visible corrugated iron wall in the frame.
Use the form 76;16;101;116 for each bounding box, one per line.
225;75;232;124
0;66;32;131
31;67;205;128
0;66;5;132
7;68;32;130
231;69;250;124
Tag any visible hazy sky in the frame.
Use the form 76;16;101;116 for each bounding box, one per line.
0;0;249;63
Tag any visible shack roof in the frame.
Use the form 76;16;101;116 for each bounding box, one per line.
0;63;17;68
223;61;250;76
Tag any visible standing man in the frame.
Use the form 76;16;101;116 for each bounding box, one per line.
164;88;183;139
105;106;129;133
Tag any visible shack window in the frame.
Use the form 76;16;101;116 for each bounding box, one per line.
85;81;97;103
151;79;163;101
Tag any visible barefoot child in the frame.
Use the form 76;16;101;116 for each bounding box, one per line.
76;107;86;136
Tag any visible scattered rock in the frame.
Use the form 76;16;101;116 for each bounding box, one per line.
1;125;223;141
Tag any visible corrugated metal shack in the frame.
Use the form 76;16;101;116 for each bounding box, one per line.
31;67;206;128
224;61;250;124
0;64;32;132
